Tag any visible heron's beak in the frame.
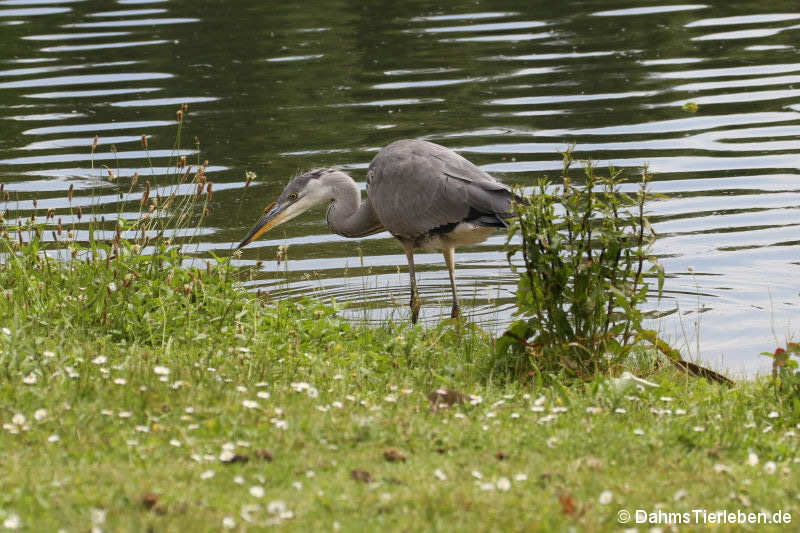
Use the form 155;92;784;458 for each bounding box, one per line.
236;201;288;249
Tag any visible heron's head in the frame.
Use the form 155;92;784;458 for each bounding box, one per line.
236;168;339;249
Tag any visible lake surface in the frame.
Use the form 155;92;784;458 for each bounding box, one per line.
2;0;799;375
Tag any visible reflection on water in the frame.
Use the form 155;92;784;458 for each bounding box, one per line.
1;0;799;375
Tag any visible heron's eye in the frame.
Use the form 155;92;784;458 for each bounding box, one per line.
288;192;299;201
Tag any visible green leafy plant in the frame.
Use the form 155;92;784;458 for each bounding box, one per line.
762;342;800;409
496;149;665;380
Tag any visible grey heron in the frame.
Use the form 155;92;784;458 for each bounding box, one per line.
237;139;517;323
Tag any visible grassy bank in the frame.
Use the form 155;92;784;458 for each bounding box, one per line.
1;236;798;532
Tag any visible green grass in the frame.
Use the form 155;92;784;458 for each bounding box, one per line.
1;233;799;532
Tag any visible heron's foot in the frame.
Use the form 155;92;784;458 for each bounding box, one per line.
410;295;421;324
450;303;461;319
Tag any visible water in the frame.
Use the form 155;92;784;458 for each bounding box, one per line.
2;0;799;376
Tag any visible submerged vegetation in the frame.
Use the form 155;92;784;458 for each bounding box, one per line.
0;120;798;531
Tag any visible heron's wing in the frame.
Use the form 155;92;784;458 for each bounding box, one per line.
367;140;514;239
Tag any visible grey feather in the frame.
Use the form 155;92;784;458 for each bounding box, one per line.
367;139;514;239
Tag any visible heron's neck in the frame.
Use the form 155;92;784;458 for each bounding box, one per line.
325;172;384;238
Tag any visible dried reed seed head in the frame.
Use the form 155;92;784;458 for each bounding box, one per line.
68;184;74;203
57;218;62;234
193;136;199;146
176;109;183;121
182;103;188;112
110;144;117;153
203;207;209;217
2;191;7;201
178;155;186;169
32;199;38;209
181;166;191;183
77;206;83;220
132;172;139;186
203;159;209;168
141;134;148;149
141;181;151;206
0;184;3;193
195;183;204;197
91;135;99;151
106;167;116;180
47;208;55;219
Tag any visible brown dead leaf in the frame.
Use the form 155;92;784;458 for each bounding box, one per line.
140;492;158;510
254;449;273;462
559;493;576;515
427;388;467;411
495;451;509;461
558;492;588;518
384;449;407;462
351;469;374;483
140;492;166;515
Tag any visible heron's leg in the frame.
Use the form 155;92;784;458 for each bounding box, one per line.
403;245;421;324
443;247;460;319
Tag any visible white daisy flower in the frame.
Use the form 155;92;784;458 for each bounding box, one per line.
3;513;21;530
496;477;511;491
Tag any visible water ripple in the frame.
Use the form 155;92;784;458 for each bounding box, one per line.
686;13;800;27
0;7;71;16
40;39;169;52
22;120;173;135
592;5;707;17
63;17;199;28
25;87;161;99
0;72;172;89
